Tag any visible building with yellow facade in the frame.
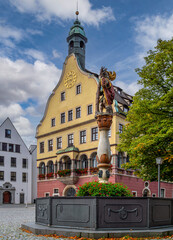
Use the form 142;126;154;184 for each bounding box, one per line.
36;13;173;198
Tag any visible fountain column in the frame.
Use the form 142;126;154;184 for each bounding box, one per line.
96;113;112;183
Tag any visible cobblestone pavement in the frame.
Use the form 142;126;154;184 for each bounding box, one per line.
0;205;173;240
0;205;67;240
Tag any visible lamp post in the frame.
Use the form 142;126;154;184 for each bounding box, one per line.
156;157;162;197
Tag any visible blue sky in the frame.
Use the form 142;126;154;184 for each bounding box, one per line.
0;0;173;147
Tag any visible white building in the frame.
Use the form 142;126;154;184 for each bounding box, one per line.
0;118;37;204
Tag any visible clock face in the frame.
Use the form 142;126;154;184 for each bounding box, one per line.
64;71;77;88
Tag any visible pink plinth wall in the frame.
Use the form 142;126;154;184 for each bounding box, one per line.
37;172;173;198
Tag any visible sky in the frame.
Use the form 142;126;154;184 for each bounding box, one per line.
0;0;173;147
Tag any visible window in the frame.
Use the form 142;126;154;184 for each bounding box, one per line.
88;104;93;115
22;173;27;182
68;134;73;147
11;172;16;181
61;112;65;124
57;137;62;149
9;144;14;152
132;191;137;197
0;171;4;180
117;152;122;168
22;159;27;168
53;188;59;196
0;156;4;166
2;143;7;151
51;118;55;127
48;140;53;151
40;142;44;153
119;124;123;134
80;130;86;144
54;188;59;194
91;127;98;141
161;189;165;198
69;40;74;49
40;162;45;175
5;129;11;138
11;157;16;167
61;91;65;101
76;84;81;94
68;110;73;121
45;192;50;197
15;144;20;153
48;161;54;173
76;107;81;119
80;41;84;49
152;194;156;197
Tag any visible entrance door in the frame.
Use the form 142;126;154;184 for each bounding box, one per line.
65;187;76;196
20;193;25;204
3;191;11;204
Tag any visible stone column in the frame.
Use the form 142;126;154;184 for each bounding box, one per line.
71;159;75;177
87;158;91;175
111;154;116;174
96;114;113;183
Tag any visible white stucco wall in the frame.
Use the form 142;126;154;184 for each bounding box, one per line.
0;118;33;204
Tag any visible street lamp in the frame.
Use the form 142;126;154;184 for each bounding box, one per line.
156;157;163;197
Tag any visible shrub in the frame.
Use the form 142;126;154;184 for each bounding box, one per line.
38;174;45;179
57;169;71;177
90;167;99;173
75;168;88;175
46;172;54;178
76;181;132;197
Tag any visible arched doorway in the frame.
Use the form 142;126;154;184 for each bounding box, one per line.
3;191;11;204
65;187;76;196
142;188;151;197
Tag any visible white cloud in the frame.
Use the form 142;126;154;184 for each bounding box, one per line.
0;104;35;146
13;116;35;137
0;24;23;47
9;0;115;26
0;57;62;146
0;57;61;106
0;104;24;121
135;14;173;51
52;49;61;59
115;80;141;96
24;49;46;61
26;29;43;35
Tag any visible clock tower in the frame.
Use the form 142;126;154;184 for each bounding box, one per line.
67;11;87;70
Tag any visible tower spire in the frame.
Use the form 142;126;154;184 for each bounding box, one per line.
76;0;79;20
67;3;87;70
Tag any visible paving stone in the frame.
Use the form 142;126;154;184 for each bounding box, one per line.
0;205;173;239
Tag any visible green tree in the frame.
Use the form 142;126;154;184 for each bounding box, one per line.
118;39;173;181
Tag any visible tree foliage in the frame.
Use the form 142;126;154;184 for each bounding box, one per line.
118;39;173;181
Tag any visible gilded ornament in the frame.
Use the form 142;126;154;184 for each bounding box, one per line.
64;71;77;88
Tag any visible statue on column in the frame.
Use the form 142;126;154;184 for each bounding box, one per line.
96;67;116;115
95;67;116;183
